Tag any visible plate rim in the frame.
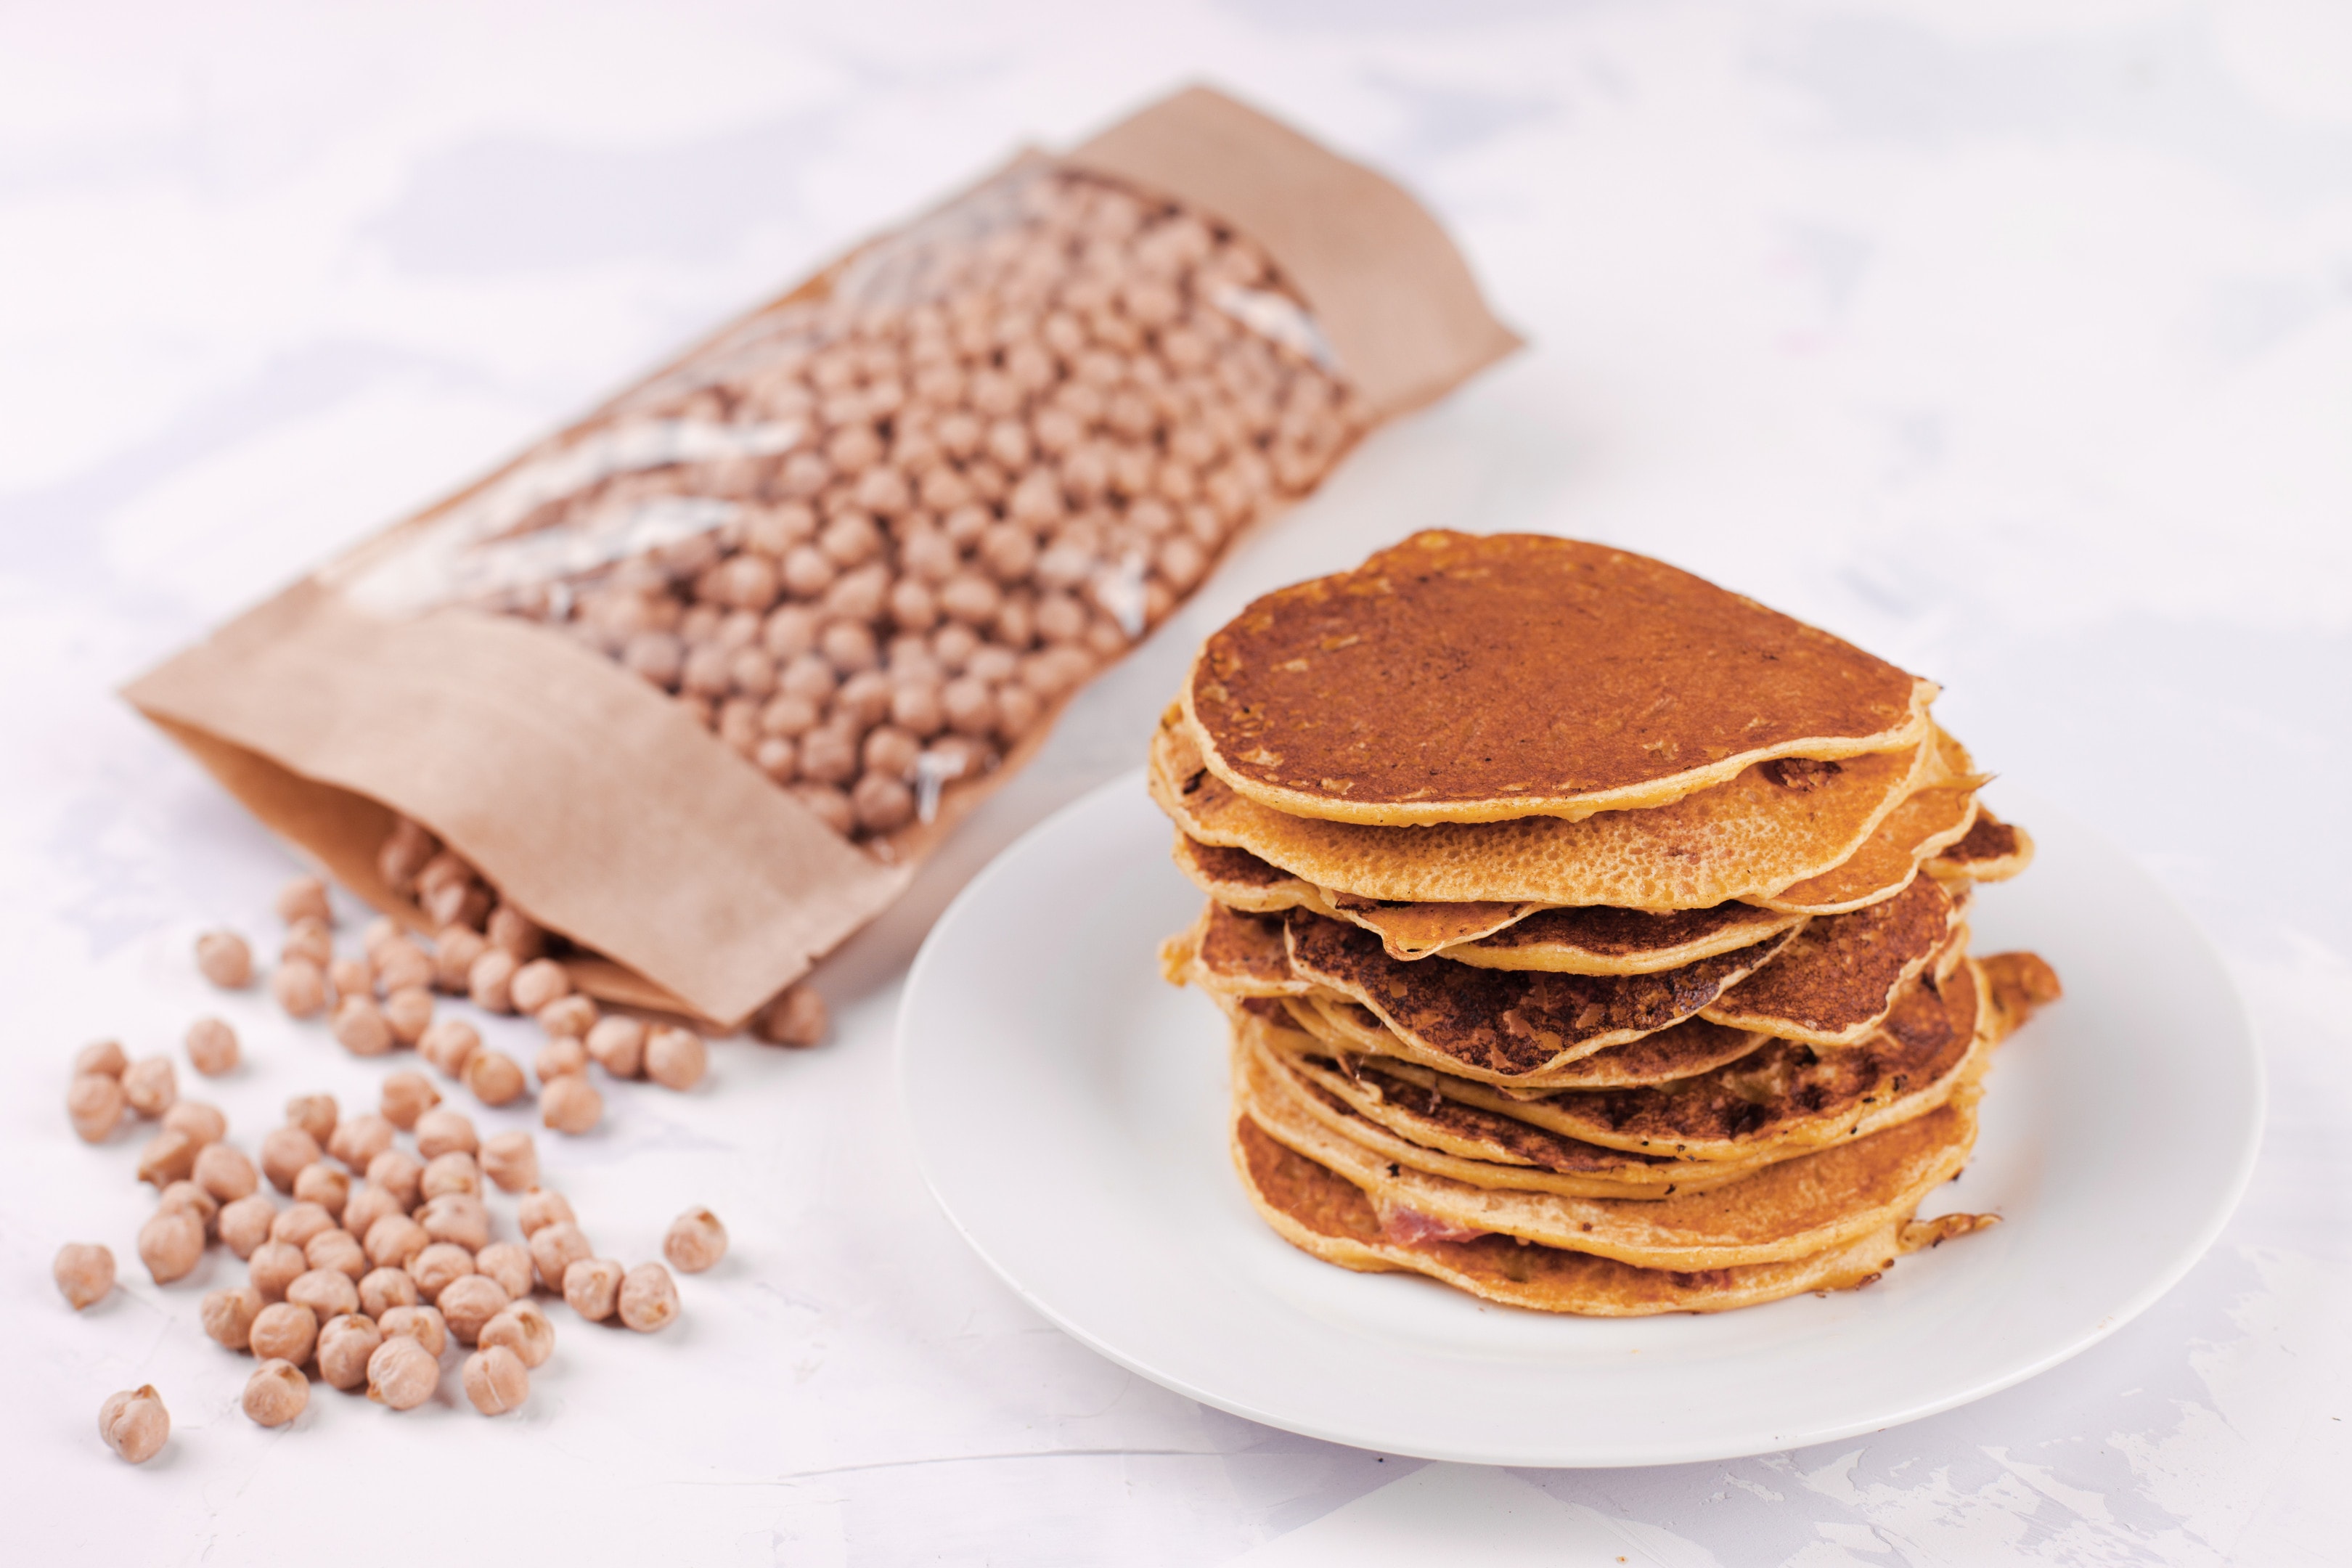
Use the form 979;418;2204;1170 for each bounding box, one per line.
895;767;2266;1467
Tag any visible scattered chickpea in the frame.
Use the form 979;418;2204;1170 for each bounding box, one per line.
219;1194;278;1259
99;1386;170;1464
463;1049;526;1107
200;1284;263;1350
663;1208;730;1274
438;1274;510;1346
137;1130;199;1188
414;1106;478;1160
462;1346;530;1416
486;904;546;961
536;995;597;1038
359;1265;420;1318
136;1208;204;1284
327;1112;397;1171
419;1018;481;1078
367;1334;440;1410
366;1147;425;1208
644;1026;708;1091
419;1193;491;1251
618;1262;681;1333
528;1221;592;1292
563;1257;624;1322
248;1241;307;1303
510;957;571;1015
249;1301;319;1365
193;1142;258;1204
242;1360;309;1427
479;1131;539;1194
378;1303;449;1359
534;1036;587;1084
421;1151;481;1201
161;1101;226;1146
341;1181;404;1240
584;1016;645;1079
471;1241;531;1301
273;958;328;1018
287;1267;361;1320
364;1214;432;1271
276;875;332;927
468;948;518;1013
332;997;394;1057
292;1162;351;1220
259;1126;324;1193
74;1040;128;1078
121;1055;176;1118
541;1074;603;1135
158;1180;219;1235
328;955;372;1002
479;1299;556;1368
516;1187;576;1238
284;1093;338;1144
433;926;488;993
317;1313;384;1392
383;987;436;1045
54;1243;115;1310
373;938;436;996
304;1228;368;1283
183;1017;240;1077
409;1242;475;1302
67;1073;126;1143
270;1201;335;1249
196;930;254;989
280;918;333;969
756;983;830;1048
379;1069;441;1130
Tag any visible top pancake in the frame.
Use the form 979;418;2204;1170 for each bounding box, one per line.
1183;531;1936;825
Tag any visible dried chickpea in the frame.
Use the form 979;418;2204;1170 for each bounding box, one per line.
755;983;829;1048
292;1162;350;1220
383;986;435;1045
332;997;394;1058
273;957;328;1018
479;1299;555;1371
367;1147;425;1207
259;1127;323;1194
462;1346;530;1416
367;1334;439;1410
67;1073;125;1143
270;1200;334;1249
378;1303;448;1359
433;925;489;992
464;1242;526;1302
327;1112;396;1171
541;1074;603;1135
419;1193;491;1252
374;936;436;995
439;1273;510;1345
644;1026;708;1091
563;1257;624;1321
663;1208;730;1274
472;1134;534;1197
407;1242;473;1302
219;1193;277;1259
137;1209;204;1284
418;1018;481;1077
534;1036;587;1085
852;773;917;833
329;954;372;1001
184;1018;240;1077
536;995;597;1039
137;1129;199;1188
364;1214;432;1271
250;1301;319;1364
304;1228;367;1283
249;1241;307;1303
280;918;333;969
276;875;332;926
359;1265;419;1318
122;1055;176;1118
584;1016;645;1079
317;1313;383;1391
200;1284;262;1349
161;1100;226;1147
158;1181;219;1235
284;1093;337;1144
54;1243;115;1310
618;1262;681;1333
421;1151;480;1200
415;1107;478;1159
517;1188;576;1238
468;948;518;1013
379;1070;440;1130
510;958;571;1015
99;1387;170;1464
528;1221;592;1292
464;1048;526;1107
196;930;253;989
193;1141;258;1204
336;1180;396;1241
243;1360;309;1427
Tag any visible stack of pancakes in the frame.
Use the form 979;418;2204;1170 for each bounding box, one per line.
1154;532;2062;1315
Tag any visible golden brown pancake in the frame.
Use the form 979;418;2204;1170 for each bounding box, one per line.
1233;1020;1985;1269
1700;878;1961;1046
1930;812;2037;885
1981;950;2064;1040
1232;1116;1992;1316
1152;711;1932;910
1283;907;1796;1084
1166;903;1310;997
1184;531;1936;826
1284;992;1773;1089
1445;902;1808;974
1748;727;1984;915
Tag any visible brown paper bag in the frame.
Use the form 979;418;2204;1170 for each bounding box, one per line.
124;84;1518;1028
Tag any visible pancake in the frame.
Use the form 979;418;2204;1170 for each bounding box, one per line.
1416;959;1992;1161
1747;728;1984;916
1152;711;1932;910
1233;1116;1991;1316
1981;949;2064;1040
1283;907;1797;1084
1184;531;1936;826
1284;992;1773;1089
1233;1017;1985;1269
1930;812;2037;885
1700;878;1961;1046
1445;902;1807;974
1165;903;1311;997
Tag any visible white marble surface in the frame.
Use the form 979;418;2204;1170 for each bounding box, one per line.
4;2;2348;1562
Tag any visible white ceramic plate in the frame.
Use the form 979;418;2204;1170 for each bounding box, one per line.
897;770;2261;1467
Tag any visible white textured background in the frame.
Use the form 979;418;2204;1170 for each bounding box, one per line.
3;2;2348;1563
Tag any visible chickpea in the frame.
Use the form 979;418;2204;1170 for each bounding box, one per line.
759;693;819;739
270;1201;334;1250
367;1334;440;1411
273;958;328;1018
663;1208;730;1274
359;1265;420;1319
820;618;881;675
852;774;917;834
364;1213;431;1270
473;1133;535;1198
680;641;732;698
327;1113;397;1172
248;1241;307;1303
796;783;855;836
439;1273;510;1346
139;1128;200;1188
516;1187;576;1238
99;1387;170;1464
468;948;518;1013
193;1141;258;1204
528;1222;592;1292
433;925;489;992
159;1181;219;1236
67;1074;125;1143
366;1148;425;1208
540;1074;603;1135
419;1193;491;1252
754;983;829;1048
536;995;597;1039
196;930;254;989
280;918;333;969
464;1049;526;1107
618;1262;682;1333
219;1193;277;1259
54;1242;115;1310
283;1093;337;1144
317;1313;383;1392
329;954;373;1001
643;1026;708;1091
461;1241;525;1302
292;1162;350;1220
136;1209;204;1284
159;1103;224;1150
374;935;436;995
337;1173;395;1237
276;875;332;926
183;1017;240;1078
415;1107;478;1159
121;1055;176;1119
421;1151;480;1201
563;1257;624;1321
462;1345;531;1416
242;1360;309;1427
250;1301;320;1365
510;958;571;1016
304;1229;368;1283
479;1299;555;1369
624;629;686;688
200;1284;262;1349
377;1304;448;1360
996;683;1042;739
862;724;922;780
418;1018;481;1078
406;1241;473;1302
383;986;435;1045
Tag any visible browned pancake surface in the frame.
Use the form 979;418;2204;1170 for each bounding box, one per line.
1452;902;1802;972
1185;531;1930;824
1932;812;2037;884
1290;993;1771;1090
1702;878;1957;1044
